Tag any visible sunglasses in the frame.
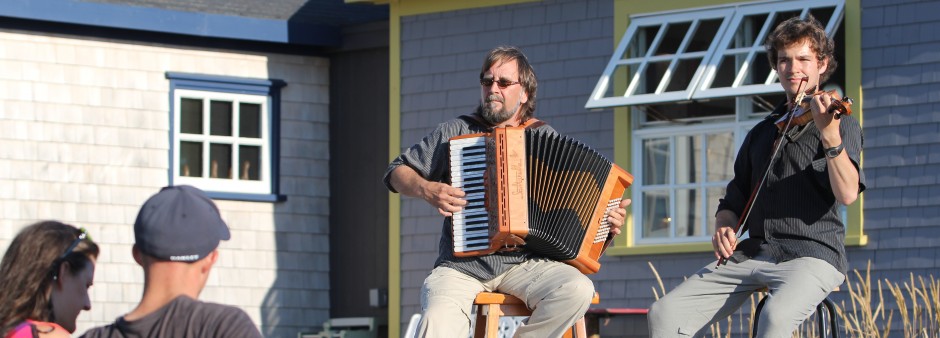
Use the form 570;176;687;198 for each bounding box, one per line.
480;78;521;89
57;227;92;262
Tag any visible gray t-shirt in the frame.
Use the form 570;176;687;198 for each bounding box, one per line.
384;114;558;281
80;296;263;338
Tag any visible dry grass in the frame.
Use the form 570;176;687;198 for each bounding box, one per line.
648;261;940;337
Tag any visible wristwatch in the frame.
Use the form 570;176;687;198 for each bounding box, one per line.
824;143;844;158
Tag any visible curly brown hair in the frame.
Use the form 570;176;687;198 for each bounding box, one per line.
765;15;838;83
477;46;538;121
0;221;99;336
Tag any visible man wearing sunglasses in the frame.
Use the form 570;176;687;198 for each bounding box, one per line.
384;46;631;338
81;185;263;338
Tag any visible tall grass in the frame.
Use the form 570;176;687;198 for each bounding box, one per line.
648;261;940;337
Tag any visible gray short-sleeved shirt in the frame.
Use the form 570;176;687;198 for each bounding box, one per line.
80;296;263;338
384;115;557;281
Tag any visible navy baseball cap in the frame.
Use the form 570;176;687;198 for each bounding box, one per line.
134;185;231;262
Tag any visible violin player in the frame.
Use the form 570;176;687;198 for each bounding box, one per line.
647;15;865;337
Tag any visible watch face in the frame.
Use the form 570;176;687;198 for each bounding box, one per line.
826;144;843;158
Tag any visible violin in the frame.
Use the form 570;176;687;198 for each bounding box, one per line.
775;77;854;131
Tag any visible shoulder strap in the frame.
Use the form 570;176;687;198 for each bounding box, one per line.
459;114;546;130
520;118;545;129
458;114;489;128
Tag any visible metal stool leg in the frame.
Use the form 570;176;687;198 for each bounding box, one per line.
753;294;839;338
819;297;839;338
751;296;768;338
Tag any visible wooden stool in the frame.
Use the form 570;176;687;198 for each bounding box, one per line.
751;287;840;338
472;292;600;338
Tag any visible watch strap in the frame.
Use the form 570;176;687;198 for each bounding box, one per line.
825;143;844;158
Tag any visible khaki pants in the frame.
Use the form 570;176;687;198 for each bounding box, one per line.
417;259;594;338
648;248;844;338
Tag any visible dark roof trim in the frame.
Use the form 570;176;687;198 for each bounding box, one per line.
0;0;340;47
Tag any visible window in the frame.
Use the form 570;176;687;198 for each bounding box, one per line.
587;0;846;108
589;0;858;249
166;73;286;201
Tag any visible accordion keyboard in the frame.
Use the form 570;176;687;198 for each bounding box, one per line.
449;136;491;253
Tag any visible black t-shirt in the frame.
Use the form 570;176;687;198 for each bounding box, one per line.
80;296;263;338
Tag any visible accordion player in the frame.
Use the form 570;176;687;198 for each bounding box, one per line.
448;126;633;274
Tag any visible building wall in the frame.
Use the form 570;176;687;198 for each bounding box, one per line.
853;0;940;325
0;29;331;338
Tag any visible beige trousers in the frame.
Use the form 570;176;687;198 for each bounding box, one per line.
417;259;595;338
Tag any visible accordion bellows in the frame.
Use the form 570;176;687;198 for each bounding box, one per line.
449;127;633;274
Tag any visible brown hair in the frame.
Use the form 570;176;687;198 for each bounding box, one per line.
765;15;838;83
0;221;99;335
479;46;538;120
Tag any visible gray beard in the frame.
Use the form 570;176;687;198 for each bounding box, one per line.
480;96;520;125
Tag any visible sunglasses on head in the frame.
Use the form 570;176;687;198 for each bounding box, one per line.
58;227;92;261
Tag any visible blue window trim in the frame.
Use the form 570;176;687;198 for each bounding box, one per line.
166;72;287;202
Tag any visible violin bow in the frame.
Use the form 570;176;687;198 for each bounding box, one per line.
716;77;809;268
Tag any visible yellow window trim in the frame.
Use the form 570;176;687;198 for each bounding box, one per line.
609;0;866;256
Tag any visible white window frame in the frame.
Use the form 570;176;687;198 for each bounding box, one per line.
632;121;752;245
166;72;286;202
586;0;845;109
173;89;272;195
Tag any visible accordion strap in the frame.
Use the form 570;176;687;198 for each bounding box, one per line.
459;114;544;130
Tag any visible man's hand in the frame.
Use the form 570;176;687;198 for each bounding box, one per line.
712;209;740;261
389;166;467;216
606;199;632;237
712;226;737;261
421;182;467;217
809;91;842;148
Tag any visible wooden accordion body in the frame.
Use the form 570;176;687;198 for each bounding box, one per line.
448;127;633;274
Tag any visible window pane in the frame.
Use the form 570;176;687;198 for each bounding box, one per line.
210;100;233;136
809;7;836;28
642;190;670;238
742;51;773;86
180;98;203;134
675;135;701;184
687;19;723;52
668;58;703;92
770;10;803;34
239;145;261;181
707;187;725;236
638;60;670;95
240;103;262;138
655;21;690;55
210;143;232;179
675;188;702;237
706;132;735;182
180;141;202;177
625;25;661;59
711;53;748;88
643;138;669;185
728;13;769;49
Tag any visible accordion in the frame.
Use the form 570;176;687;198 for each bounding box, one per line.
448;126;633;274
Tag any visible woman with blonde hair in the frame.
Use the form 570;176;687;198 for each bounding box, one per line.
0;221;99;338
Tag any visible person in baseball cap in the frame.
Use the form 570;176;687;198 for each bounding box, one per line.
133;185;231;262
80;185;263;338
